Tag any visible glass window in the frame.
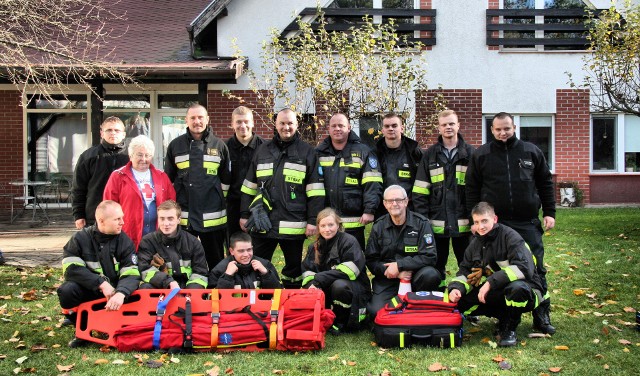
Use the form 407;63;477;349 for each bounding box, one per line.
28;94;88;110
158;94;199;109
358;115;381;149
592;117;616;171
103;94;150;109
520;116;552;166
624;115;640;172
162;115;187;164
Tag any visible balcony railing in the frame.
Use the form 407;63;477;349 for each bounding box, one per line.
486;8;603;49
281;7;437;46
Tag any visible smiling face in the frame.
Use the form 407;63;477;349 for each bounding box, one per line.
491;116;516;143
157;208;179;237
275;110;298;141
229;240;254;265
232;113;254;140
328;113;351;145
318;215;339;241
186;106;209;138
472;212;498;236
130;146;153;172
383;187;408;218
438;114;460;141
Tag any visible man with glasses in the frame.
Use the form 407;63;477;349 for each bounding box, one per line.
72;117;129;229
365;185;441;318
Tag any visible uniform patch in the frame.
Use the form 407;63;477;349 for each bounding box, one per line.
369;156;378;169
318;166;323;176
424;233;433;245
131;253;138;265
208;148;219;156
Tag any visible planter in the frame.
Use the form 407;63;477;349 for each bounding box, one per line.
560;187;576;207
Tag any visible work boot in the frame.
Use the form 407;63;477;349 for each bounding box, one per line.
498;330;517;347
68;337;89;348
61;313;76;327
533;300;556;335
498;311;521;347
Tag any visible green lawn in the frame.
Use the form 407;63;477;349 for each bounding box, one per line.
0;208;638;375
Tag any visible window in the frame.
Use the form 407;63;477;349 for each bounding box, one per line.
592;114;640;173
484;115;554;170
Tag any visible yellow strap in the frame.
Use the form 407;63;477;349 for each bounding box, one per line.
210;289;219;348
269;289;282;349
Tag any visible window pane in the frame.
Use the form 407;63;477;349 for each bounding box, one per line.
28;95;88;110
103;94;150;109
520;126;552;167
485;117;496;143
358;116;380;149
624;115;640;152
504;0;534;9
382;0;412;9
104;112;151;143
592;117;616;171
162;116;187;166
544;0;586;9
327;0;373;8
158;94;199;109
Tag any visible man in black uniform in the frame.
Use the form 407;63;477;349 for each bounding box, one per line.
466;112;556;335
448;202;545;347
165;104;231;270
375;113;423;217
240;108;325;288
138;200;209;289
365;185;441;318
58;200;140;347
226;106;264;237
316;113;382;250
413;109;475;277
72;116;129;229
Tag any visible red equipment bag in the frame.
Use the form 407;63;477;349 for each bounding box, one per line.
373;291;463;349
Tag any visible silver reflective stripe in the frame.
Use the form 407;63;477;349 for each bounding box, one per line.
431;219;445;228
430;167;444;175
319;157;335;164
351;157;363;165
306;183;324;191
257;163;274;170
342;261;360;277
279;221;307;228
302;271;316;278
175;155;189;163
180;260;192;268
456;165;468;173
203;154;221;163
363;171;382;178
284;162;306;172
507;265;526;280
181;212;189;219
141;266;159;280
221;183;230;191
203;210;227;220
496;260;510;268
190;273;207;281
414;179;431;188
62;256;86;266
458;219;469;226
341;217;360;224
243;179;257;190
86;261;101;270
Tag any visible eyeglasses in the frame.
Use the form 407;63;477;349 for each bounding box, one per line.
384;198;407;204
134;153;153;159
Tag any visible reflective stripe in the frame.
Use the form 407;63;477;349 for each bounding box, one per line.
332;299;351;308
361;171;383;184
61;257;86;273
279;221;307;235
399;332;405;348
505;297;528;308
339;158;363;168
306;183;325;197
256;163;274;178
496;260;509;268
464;304;479;315
188;273;208;288
241;179;258;196
449;333;455;348
141;267;160;283
455;165;467;185
86;261;101;270
120;265;140;277
175;155;189;169
203;155;221;163
203;210;227;227
203;155;221;174
345;177;359;185
412;179;431;195
430;170;445;183
458;219;470;233
336;261;359;280
281;274;303;282
221;183;229;191
451;275;472;293
180;211;189;226
342;216;364;229
301;271;316;279
431;219;445;234
319;157;335;167
506;265;525;280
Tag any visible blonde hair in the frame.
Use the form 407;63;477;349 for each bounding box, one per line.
312;208;344;265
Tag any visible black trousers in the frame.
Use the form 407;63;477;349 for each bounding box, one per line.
455;280;538;320
57;281;104;310
251;236;304;288
186;228;227;271
345;227;366;252
323;279;354;329
435;235;470;277
500;218;548;294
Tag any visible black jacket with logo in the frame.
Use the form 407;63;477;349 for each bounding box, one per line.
207;255;282;289
375;135;423;195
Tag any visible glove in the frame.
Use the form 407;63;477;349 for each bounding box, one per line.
249;203;272;232
151;253;168;273
467;267;483;287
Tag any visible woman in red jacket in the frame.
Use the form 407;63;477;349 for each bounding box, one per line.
104;135;176;249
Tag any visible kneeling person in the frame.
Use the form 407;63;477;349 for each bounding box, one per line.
57;200;140;348
208;232;282;289
138;200;209;289
302;208;371;334
448;202;544;347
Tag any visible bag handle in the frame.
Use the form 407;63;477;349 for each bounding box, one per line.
153;288;181;350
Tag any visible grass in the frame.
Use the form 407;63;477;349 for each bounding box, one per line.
0;208;638;375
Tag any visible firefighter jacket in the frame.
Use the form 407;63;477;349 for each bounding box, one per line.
302;231;371;328
103;162;176;249
375;135;423;196
137;227;209;289
316;131;382;229
226;133;265;206
365;210;437;280
465;135;555;221
164;127;231;232
72;140;129;224
207;255;282;289
61;225;140;298
412;135;475;237
240;133;325;239
448;223;544;301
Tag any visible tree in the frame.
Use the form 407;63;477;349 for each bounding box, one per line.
0;0;137;102
573;0;640;116
230;9;444;141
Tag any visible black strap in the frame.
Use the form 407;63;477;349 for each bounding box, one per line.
183;296;193;349
242;305;269;341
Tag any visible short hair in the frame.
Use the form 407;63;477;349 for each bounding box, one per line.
383;184;407;200
492;112;514;125
95;200;121;220
128;135;155;157
229;231;252;249
232;106;253;119
471;201;495;217
157;199;181;217
186;103;207;115
438;109;458;120
382;112;404;124
101;116;125;130
330;112;350;123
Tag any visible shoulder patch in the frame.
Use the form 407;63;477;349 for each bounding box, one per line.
424;233;434;246
208;148;219;156
131;253;138;265
318;166;323;176
369;156;378;169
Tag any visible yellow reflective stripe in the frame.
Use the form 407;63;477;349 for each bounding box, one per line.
339;160;362;168
332;300;351;308
278;221;307;235
505;297;528;308
188;273;208;288
302;275;315;286
280;274;304;282
503;266;518;282
257;169;273;178
175;155;189;169
456;173;466;185
413;179;431;195
203;210;227;227
120;265;140;277
449;333;455;348
464;305;479;315
336;262;359;280
180;211;189;226
283;162;306;172
430;167;445;183
345;177;359;185
62;257;86;274
399;332;405;348
241;186;257;196
362;171;383;184
141;267;159;283
342;217;364;229
306;183;325;197
283;169;305;179
451;275;472;293
319;157;335;167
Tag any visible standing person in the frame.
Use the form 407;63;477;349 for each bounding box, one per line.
465;112;556;335
138;200;209;290
103;135;176;249
164;104;231;270
316;113;382;250
239;108;325;288
58;200;140;348
448;202;544;347
375;113;423;217
302;208;371;334
413;110;475;277
208;231;281;289
365;185;441;318
72;116;129;229
226;106;264;237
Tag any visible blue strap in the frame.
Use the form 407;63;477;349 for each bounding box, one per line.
153;288;181;350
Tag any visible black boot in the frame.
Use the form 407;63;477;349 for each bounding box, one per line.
498;312;521;347
68;337;89;348
533;300;556;335
61;313;76;327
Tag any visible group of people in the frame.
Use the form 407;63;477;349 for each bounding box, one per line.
60;104;556;349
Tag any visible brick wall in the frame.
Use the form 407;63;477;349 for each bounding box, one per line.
0;90;25;209
415;89;483;149
554;89;591;203
207;90;273;140
487;0;499;51
419;0;433;51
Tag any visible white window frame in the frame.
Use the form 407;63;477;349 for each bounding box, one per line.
590;113;640;174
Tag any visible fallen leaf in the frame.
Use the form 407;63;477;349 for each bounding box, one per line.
225;367;234;374
554;345;569;351
56;364;74;372
272;370;285;375
428;362;446;372
498;361;512;370
492;355;505;363
207;365;221;376
603;364;610;370
593;312;605;317
623;348;630;353
380;370;392;376
608;325;622;332
601;326;610;335
619;339;632;345
170;356;180;363
99;345;111;353
593;339;600;344
112;359;128;365
29;345;47;352
15;356;28;364
327;354;340;361
573;289;585;296
346;361;356;366
466;364;477;368
594;354;604;359
549;367;562;373
528;333;549;338
204;361;215;366
623;307;636;313
480;337;491;343
488;340;497;349
94;359;109;365
145;360;163;368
